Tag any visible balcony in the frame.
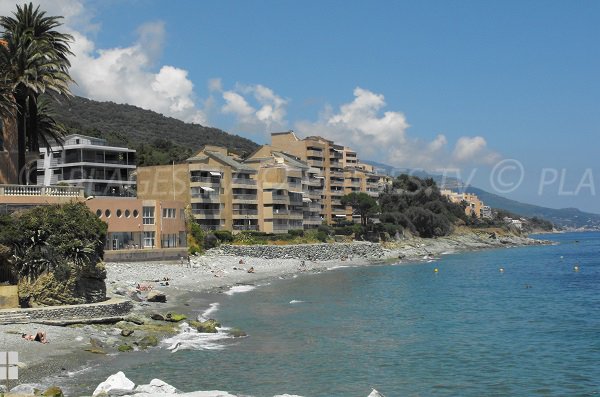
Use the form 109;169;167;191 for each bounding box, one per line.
304;216;322;224
232;178;256;187
190;176;221;185
329;179;344;187
273;224;289;232
0;185;84;197
233;209;259;219
307;159;324;168
191;193;220;202
191;209;221;218
329;170;344;178
233;224;259;231
331;199;343;206
232;194;258;202
289;210;304;219
263;191;289;204
307;149;323;157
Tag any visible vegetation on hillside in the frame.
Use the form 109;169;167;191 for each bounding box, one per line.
0;202;108;306
49;95;260;166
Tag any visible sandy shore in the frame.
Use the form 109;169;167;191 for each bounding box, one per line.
1;231;551;395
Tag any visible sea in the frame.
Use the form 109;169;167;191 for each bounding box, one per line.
58;232;600;396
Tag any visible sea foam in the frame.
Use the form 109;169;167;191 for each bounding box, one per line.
224;285;256;295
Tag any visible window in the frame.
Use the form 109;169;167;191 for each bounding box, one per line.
143;206;155;225
104;209;111;218
0;119;3;151
117;209;122;218
143;231;155;248
125;209;131;218
162;208;176;218
96;209;102;217
133;209;139;218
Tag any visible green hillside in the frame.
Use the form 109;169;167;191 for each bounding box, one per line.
50;96;259;166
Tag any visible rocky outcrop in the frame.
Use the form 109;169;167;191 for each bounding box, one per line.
93;371;135;396
207;242;385;261
18;261;107;307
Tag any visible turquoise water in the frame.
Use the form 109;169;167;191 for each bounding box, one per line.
65;232;600;396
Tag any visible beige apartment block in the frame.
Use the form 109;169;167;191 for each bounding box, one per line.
441;189;486;218
138;145;259;232
246;146;323;232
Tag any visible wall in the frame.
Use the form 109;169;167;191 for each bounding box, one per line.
0;298;132;322
209;241;385;261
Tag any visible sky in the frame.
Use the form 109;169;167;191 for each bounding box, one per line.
1;0;599;213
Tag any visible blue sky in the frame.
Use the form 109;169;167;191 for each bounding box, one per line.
2;0;599;212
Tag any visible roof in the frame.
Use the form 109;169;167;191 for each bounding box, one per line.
205;150;254;171
273;151;309;170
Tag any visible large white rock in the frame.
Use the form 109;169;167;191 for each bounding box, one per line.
368;389;384;397
93;371;136;396
134;378;179;394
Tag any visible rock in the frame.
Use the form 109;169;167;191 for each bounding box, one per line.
150;313;165;321
165;312;187;322
196;319;221;333
147;290;167;302
124;315;145;325
368;389;384;397
121;329;134;337
84;347;106;354
0;385;6;394
90;336;104;348
117;344;134;352
10;384;43;395
138;335;159;348
92;371;135;396
227;328;247;338
134;378;179;394
42;386;64;397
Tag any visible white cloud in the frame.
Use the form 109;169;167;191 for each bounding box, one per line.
295;87;501;169
220;84;288;136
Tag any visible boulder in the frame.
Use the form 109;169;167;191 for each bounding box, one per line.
150;313;165;321
10;384;43;395
92;371;135;396
165;312;187;322
117;344;133;352
227;328;247;338
147;290;167;303
196;319;221;333
121;329;134;337
42;386;64;397
124;315;145;325
134;379;179;394
138;335;159;349
368;389;384;397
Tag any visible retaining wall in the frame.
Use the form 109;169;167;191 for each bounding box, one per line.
207;242;385;261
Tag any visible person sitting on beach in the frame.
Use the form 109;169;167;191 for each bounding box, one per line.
239;258;245;265
247;266;255;273
22;331;48;344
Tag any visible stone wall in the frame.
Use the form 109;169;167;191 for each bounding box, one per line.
0;298;132;323
207;242;385;261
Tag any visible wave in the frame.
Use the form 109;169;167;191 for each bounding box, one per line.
289;300;304;304
163;322;236;353
224;285;257;296
199;302;220;321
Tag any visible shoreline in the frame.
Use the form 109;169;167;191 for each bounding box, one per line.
4;231;553;395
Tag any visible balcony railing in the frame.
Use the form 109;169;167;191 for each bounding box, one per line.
190;176;221;184
232;178;256;186
0;185;84;197
307;150;323;157
191;209;220;215
233;209;259;215
191;193;221;201
233;224;259;231
307;159;324;167
304;216;323;223
233;194;258;201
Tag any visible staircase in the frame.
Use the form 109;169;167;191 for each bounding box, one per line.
0;311;31;325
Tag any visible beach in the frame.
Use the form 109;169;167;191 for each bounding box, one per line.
2;231;551;395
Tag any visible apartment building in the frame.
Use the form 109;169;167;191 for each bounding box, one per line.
245;146;323;232
441;189;490;219
37;134;136;197
137;145;259;232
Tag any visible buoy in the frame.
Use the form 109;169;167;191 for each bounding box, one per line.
499;267;505;273
573;265;580;272
434;268;439;273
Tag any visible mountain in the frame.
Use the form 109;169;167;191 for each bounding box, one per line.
362;160;600;230
50;96;259;165
464;186;600;230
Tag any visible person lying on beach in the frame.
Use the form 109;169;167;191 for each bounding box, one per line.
22;331;49;343
247;267;255;273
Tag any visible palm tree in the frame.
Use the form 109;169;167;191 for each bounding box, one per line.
0;3;74;184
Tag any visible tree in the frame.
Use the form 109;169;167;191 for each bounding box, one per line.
341;192;379;226
0;3;74;183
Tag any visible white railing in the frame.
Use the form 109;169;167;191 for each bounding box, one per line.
0;185;84;197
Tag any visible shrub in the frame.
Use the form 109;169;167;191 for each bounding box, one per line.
204;234;219;249
214;230;234;243
288;229;304;237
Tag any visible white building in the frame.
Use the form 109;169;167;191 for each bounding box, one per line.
37;134;136;197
